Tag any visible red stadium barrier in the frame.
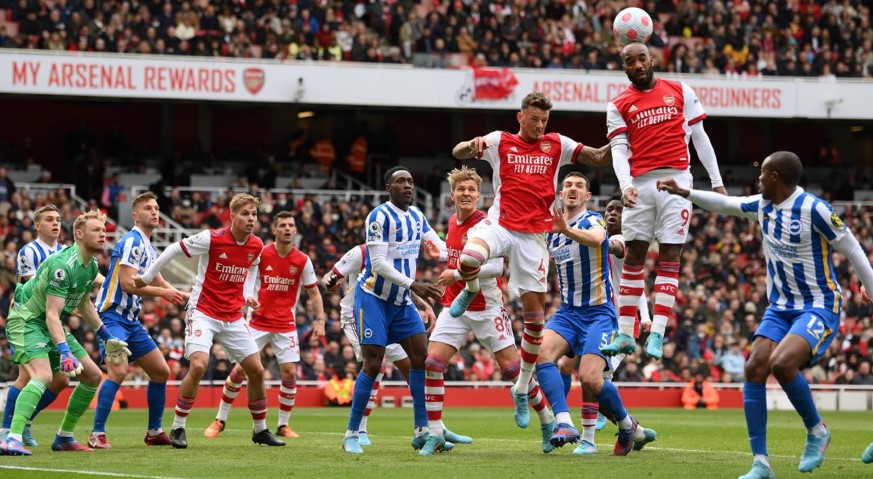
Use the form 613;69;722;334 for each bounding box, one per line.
39;383;744;410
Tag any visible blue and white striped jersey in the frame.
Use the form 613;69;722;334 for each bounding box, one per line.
96;226;157;321
17;239;63;281
736;188;846;313
358;202;431;306
546;210;613;307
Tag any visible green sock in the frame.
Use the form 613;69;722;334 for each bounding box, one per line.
10;379;46;435
59;383;98;434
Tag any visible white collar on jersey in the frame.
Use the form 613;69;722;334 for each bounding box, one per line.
565;208;592;225
386;201;412;215
772;187;804;210
33;237;59;251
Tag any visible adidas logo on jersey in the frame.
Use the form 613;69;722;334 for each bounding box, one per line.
629;105;638;112
219;253;228;259
266;265;273;271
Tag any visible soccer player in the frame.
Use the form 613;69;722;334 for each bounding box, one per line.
204;211;327;439
1;205;66;446
563;198;657;454
602;42;726;359
340;166;444;455
1;210;131;455
88;192;188;449
536;172;639;456
657;151;873;477
423;165;556;455
450;91;611;410
324;243;469;448
134;193;285;449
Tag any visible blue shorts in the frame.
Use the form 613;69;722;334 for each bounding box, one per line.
354;285;425;347
756;307;839;365
546;303;617;364
99;311;158;363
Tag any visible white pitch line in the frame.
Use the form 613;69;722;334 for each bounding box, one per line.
276;431;863;463
0;465;188;479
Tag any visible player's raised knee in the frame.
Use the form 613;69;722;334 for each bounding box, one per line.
425;354;448;373
744;356;770;383
150;363;171;383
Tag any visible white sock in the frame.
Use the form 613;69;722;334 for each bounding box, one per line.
8;433;22;442
172;415;187;430
56;429;74;438
754;454;770;467
345;429;356;439
809;423;827;437
581;425;595;443
414;426;428;438
555;411;573;426
148;428;163;436
617;415;633;430
358;415;369;433
633;425;646;441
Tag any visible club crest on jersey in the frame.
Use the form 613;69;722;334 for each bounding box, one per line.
194;329;202;337
247;252;255;262
663;95;675;106
789;219;802;235
290;266;299;275
539;141;551;153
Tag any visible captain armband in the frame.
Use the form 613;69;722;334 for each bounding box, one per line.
609;137;629;148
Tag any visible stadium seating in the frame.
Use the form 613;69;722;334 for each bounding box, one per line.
0;1;869;77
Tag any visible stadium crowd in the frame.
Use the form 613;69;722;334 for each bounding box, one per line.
0;0;871;77
2;164;873;390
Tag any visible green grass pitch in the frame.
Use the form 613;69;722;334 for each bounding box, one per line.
1;408;871;478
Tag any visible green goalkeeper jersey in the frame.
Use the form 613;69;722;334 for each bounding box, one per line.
11;243;98;323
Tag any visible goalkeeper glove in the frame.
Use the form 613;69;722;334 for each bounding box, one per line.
58;342;83;377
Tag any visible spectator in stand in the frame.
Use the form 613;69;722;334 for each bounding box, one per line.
682;372;720;409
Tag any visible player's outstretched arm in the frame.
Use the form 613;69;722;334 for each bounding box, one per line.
575;144;612;167
689;122;726;194
658;178;755;218
119;265;186;305
134;242;186;287
608;238;626;258
452;136;492;160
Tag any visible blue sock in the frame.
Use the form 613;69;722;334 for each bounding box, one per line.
594;380;628;423
2;386;21;429
92;379;121;433
780;374;821;429
347;372;375;432
743;381;768;455
536;363;569;415
147;381;166;431
561;373;572;399
31;389;59;420
409;369;427;428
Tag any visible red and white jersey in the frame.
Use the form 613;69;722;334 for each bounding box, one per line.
606;78;706;177
478;131;583;233
180;227;263;322
248;244;317;333
333;244;367;322
441;210;502;311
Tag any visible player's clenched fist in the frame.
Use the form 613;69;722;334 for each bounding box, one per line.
58;342;83;377
656;178;690;198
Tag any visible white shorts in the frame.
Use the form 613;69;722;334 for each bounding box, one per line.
623;168;693;244
469;220;548;296
342;317;408;363
430;307;515;354
184;309;260;363
251;328;300;364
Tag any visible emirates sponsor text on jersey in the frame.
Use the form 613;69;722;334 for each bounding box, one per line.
261;274;296;292
629;105;680;129
506;153;554;174
214;262;248;282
